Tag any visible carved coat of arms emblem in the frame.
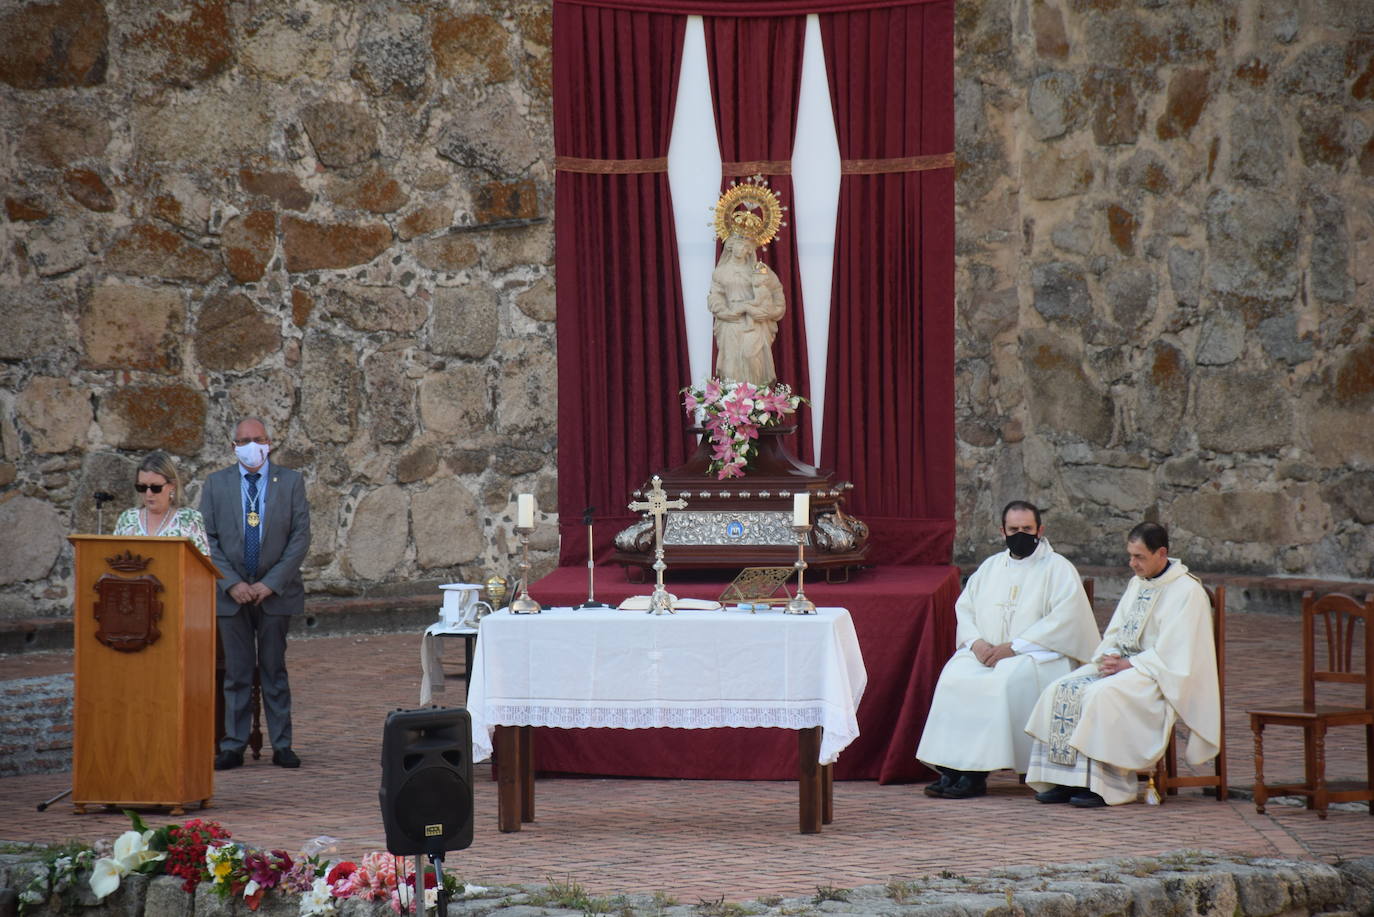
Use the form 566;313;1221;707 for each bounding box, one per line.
93;551;164;652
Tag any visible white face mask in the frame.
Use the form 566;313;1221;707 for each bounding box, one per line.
235;441;270;469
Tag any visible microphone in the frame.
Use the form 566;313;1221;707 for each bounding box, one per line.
575;506;611;609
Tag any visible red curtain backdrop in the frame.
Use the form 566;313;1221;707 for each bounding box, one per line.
818;2;956;563
703;15;814;462
553;5;693;564
553;0;955;565
564;0;938;13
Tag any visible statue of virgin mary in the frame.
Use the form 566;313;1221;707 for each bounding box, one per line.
708;179;787;387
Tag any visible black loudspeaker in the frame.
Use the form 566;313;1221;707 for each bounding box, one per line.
379;707;474;856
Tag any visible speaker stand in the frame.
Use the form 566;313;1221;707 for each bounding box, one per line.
426;852;450;915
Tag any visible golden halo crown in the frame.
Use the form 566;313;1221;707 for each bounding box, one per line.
713;175;786;249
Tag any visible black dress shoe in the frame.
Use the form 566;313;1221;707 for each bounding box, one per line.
214;749;244;771
942;774;988;799
1034;784;1076;804
923;774;955;798
272;747;301;768
1069;791;1107;808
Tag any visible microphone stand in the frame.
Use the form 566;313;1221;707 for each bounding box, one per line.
93;491;114;535
574;506;611;609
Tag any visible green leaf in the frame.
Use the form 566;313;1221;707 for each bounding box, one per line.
124;810;150;833
149;826;173;852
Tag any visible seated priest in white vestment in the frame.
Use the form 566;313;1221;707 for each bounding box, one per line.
916;501;1099;799
1024;521;1220;808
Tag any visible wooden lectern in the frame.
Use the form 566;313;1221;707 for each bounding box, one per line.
68;535;220;814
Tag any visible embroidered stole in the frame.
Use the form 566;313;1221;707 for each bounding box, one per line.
1045;580;1166;765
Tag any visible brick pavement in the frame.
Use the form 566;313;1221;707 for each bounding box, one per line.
1;611;1370;901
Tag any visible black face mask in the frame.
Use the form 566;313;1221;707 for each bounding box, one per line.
1005;531;1038;559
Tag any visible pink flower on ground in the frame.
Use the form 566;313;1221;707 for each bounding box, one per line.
325;862;356;886
342;851;410;901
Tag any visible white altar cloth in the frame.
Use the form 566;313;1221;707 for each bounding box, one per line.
466;606;867;766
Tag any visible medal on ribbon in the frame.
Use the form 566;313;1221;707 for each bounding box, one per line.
247;511;260;528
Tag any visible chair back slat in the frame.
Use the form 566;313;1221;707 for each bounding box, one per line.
1205;583;1225;686
1302;592;1373;708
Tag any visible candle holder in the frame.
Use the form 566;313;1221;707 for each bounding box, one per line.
509;525;542;614
785;524;817;615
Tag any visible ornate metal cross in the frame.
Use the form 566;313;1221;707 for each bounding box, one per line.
627;476;689;614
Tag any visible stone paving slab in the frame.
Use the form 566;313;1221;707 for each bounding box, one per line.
1;615;1370;901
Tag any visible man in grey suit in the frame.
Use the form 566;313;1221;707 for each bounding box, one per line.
201;416;311;770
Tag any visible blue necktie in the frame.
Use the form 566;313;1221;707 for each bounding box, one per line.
244;472;261;581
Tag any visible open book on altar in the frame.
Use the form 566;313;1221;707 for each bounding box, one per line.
616;595;723;612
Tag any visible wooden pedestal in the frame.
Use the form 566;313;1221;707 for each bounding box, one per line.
612;427;869;573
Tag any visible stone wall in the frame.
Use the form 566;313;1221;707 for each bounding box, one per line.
953;0;1374;576
0;0;558;620
3;852;1373;917
3;0;1372;621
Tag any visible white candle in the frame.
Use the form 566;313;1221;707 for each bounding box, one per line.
793;492;809;527
517;493;535;529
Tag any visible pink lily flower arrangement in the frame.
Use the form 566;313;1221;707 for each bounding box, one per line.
682;377;803;479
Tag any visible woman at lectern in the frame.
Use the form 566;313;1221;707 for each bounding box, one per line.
112;451;211;556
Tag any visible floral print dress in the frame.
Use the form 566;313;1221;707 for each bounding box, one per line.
113;506;212;557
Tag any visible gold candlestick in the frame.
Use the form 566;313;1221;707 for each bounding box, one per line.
509;525;541;614
786;524;816;615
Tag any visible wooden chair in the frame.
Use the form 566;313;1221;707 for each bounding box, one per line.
1152;584;1228;802
1249;591;1374;819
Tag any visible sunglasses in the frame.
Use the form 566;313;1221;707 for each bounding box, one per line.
135;483;166;494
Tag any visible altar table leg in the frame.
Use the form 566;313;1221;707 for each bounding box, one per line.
798;727;823;834
519;725;535;823
495;726;522;833
822;763;833;825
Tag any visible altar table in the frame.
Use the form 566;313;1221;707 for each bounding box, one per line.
525;564;960;783
465;606;867;833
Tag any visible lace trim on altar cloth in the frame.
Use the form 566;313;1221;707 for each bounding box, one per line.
486;704;829;732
